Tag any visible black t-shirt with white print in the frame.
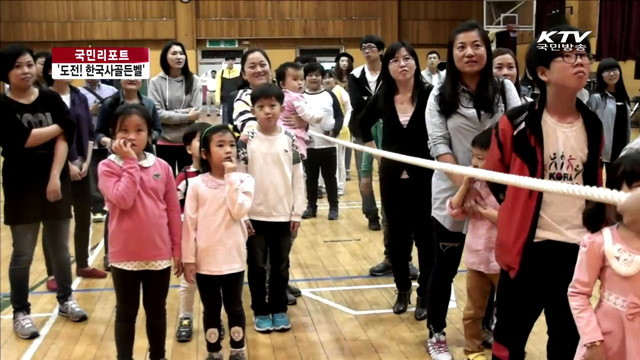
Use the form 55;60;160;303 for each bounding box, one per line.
0;88;75;225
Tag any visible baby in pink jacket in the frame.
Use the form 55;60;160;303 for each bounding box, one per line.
275;62;329;159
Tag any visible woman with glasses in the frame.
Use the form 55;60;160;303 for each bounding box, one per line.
358;41;435;322
588;58;631;173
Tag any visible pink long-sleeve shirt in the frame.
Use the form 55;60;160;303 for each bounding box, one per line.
98;153;182;263
447;179;500;274
182;172;254;275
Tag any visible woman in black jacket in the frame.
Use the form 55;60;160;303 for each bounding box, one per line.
358;41;435;321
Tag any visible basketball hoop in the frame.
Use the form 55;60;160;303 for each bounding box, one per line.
507;24;518;38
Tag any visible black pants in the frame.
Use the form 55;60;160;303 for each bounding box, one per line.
104;212;110;255
196;271;246;352
492;240;580;360
90;147;109;214
380;173;434;297
44;175;92;275
427;217;466;335
156;144;191;175
246;220;292;315
304;147;339;209
111;267;171;360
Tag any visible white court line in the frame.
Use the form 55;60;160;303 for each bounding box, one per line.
20;237;104;360
1;313;53;320
302;283;457;316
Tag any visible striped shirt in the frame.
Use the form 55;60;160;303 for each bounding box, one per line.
232;88;257;135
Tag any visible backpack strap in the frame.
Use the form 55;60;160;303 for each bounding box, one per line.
83;85;105;103
500;79;508;110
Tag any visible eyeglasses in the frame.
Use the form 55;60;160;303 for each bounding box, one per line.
389;56;415;66
361;44;378;51
603;69;620;76
558;52;594;65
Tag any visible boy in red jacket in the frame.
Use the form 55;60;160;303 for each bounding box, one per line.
485;25;603;360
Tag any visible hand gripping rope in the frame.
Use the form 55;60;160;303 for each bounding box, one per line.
309;131;629;206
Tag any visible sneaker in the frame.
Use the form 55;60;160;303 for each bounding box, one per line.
272;312;291;332
286;290;297;305
369;260;392;276
58;297;88;322
206;350;224;360
176;316;193;342
481;328;494;348
368;218;381;231
13;312;39;339
46;277;57;292
301;207;317;219
467;352;488;360
253;315;273;333
229;349;246;360
328;208;339;220
76;267;108;279
287;284;302;297
426;332;453;360
409;263;419;280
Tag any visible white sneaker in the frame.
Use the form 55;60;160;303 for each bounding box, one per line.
426;332;453;360
13;312;39;339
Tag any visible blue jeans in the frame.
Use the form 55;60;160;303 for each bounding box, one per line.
9;220;73;314
353;137;379;220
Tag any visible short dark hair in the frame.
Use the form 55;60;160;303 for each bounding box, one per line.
525;24;591;99
294;55;317;65
427;50;440;59
43;55;54;86
183;122;211;147
199;124;236;174
324;70;336;79
250;83;284;105
471;127;493;151
275;62;303;88
303;62;325;78
0;44;34;84
109;103;153;139
34;51;51;62
360;34;385;51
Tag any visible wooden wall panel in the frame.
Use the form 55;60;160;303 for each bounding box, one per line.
400;0;484;46
0;21;175;42
175;0;196;50
0;1;174;22
196;0;398;41
566;0;599;38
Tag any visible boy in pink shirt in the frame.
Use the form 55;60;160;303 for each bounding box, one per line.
446;128;500;360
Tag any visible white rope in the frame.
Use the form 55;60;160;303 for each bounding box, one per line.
309;131;629;206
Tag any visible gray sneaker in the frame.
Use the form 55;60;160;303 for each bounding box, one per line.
58;297;88;322
13;312;39;339
206;351;223;360
229;349;246;360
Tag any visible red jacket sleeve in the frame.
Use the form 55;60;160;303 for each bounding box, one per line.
485;114;514;175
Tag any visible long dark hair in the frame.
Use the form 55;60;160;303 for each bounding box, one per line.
377;41;424;108
159;40;194;95
493;47;522;98
334;54;354;83
583;152;640;233
437;20;498;119
595;58;630;105
238;48;272;91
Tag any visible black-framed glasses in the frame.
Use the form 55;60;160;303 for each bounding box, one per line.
558;52;594;65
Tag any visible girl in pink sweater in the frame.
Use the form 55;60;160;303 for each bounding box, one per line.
568;152;640;360
98;104;182;360
182;124;254;360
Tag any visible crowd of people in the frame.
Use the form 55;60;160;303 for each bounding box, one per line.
1;18;639;360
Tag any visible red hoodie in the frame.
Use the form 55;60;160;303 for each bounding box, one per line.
485;98;603;279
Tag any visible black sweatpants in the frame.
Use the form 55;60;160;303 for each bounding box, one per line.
111;267;171;360
246;220;292;316
379;172;434;297
304;147;339;209
492;240;580;360
156;144;191;176
427;217;466;335
196;271;246;353
44;174;92;274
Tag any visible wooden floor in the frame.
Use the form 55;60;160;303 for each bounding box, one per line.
2;128;637;360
